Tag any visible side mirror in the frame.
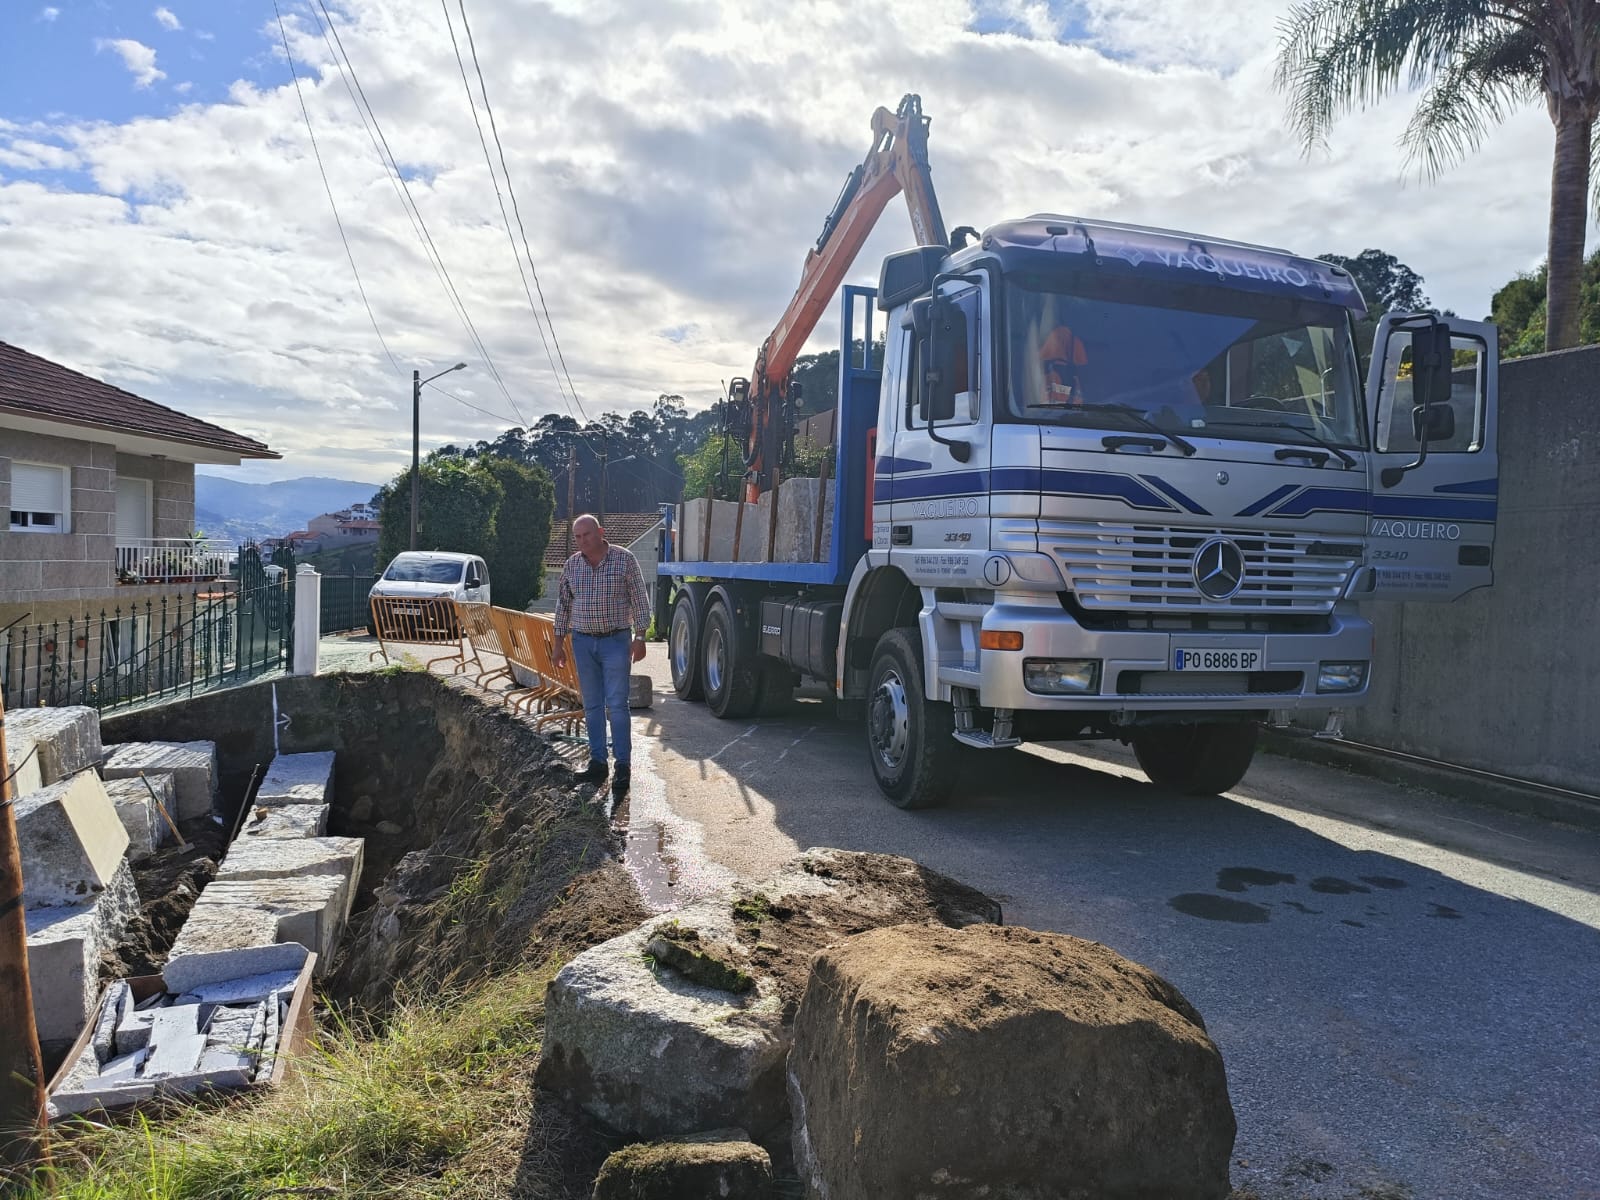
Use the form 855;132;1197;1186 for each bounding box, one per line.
1412;403;1454;444
1411;322;1453;406
466;574;482;589
910;296;932;340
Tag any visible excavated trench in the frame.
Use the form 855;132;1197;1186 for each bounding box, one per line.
100;669;649;1011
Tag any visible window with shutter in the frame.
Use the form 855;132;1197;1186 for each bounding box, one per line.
9;462;70;532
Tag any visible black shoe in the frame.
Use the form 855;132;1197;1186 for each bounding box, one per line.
612;764;631;793
572;760;607;784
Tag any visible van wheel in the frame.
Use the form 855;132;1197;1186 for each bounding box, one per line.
866;628;956;810
702;602;759;719
1132;723;1259;795
669;591;703;701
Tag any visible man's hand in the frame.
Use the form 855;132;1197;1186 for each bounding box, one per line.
551;643;567;671
630;636;647;664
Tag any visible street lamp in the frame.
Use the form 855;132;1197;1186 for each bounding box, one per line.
411;362;468;550
599;454;636;525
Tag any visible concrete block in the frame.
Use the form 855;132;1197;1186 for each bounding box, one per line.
143;1006;206;1078
24;861;140;1051
4;707;102;794
735;494;772;563
101;741;218;820
162;942;312;995
239;804;329;839
92;980;132;1063
772;477;836;564
99;1048;148;1083
254;751;335;808
102;776;171;862
116;1011;152;1055
167;875;345;970
50;1079;158;1118
193;1048;253;1089
216;836;364;922
177;969;301;1007
15;772;130;906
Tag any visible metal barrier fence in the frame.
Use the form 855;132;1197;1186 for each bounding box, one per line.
0;581;293;713
320;574;379;635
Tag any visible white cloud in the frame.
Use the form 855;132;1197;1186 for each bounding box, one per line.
154;7;182;31
2;0;1587;482
95;38;167;88
174;81;193;95
38;6;59;20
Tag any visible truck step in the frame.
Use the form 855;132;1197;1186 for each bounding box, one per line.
952;729;1022;750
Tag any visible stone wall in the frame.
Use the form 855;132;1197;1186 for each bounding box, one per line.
115;453;196;540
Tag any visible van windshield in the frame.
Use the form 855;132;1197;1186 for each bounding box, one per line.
1004;277;1365;449
383;558;464;584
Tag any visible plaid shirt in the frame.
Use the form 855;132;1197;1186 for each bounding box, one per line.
554;544;651;638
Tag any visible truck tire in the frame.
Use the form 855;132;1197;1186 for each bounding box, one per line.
669;590;703;701
702;601;760;719
866;628;956;810
1132;723;1259;796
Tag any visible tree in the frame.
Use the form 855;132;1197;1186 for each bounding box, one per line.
476;456;555;607
1317;249;1430;313
678;432;742;501
1490;247;1600;355
1277;1;1600;351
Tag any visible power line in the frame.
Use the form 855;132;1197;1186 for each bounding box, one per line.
272;0;400;377
424;380;522;427
456;0;589;425
439;0;578;426
311;0;528;427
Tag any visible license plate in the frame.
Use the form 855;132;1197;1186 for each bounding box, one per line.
1172;647;1261;672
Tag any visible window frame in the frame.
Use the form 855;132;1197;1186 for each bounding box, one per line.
8;461;71;534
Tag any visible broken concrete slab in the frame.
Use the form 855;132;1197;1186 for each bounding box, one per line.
101;741;218;821
24;861;140;1053
215;835;364;922
15;771;130;906
162;943;312;996
102;775;174;862
4;706;103;795
238;803;329;839
176;969;301;1008
253;751;335;808
167;875;344;972
142;1006;208;1079
92;980;132;1063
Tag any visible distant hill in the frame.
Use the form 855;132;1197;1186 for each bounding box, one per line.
195;474;381;546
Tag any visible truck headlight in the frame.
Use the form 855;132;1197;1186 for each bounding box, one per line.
1317;661;1368;693
1024;658;1101;695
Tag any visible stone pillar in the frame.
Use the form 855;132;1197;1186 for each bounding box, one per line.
292;565;321;676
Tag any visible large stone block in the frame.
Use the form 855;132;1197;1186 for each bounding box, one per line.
15;771;130;906
102;741;218;820
592;1130;774;1200
4;706;103;795
102;775;176;862
25;861;141;1051
253;751;335;808
787;924;1236;1200
215;835;364;922
771;477;835;564
238;804;329;839
167;875;346;970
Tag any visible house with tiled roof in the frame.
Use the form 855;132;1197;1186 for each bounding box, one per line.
0;339;278;630
536;511;664;611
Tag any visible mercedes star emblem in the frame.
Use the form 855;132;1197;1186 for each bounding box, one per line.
1193;538;1246;600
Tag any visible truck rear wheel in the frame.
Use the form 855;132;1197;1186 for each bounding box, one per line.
669;591;703;701
702;601;760;719
1132;723;1258;796
866;628;956;810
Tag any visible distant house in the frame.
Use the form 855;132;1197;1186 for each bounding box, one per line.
0;340;278;631
306;504;381;545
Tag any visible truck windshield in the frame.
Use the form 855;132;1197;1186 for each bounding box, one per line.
384;557;464;584
1004;277;1364;449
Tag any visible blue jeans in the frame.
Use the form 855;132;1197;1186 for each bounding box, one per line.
571;631;632;766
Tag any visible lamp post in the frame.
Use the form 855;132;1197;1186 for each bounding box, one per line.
599;454;636;526
411;362;467;550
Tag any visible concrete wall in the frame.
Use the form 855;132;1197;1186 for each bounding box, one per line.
1340;344;1600;792
115;453;196;540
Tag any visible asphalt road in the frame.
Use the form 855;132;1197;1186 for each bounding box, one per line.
624;643;1600;1200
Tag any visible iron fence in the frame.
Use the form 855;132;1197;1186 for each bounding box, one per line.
320;574;379;635
0;580;293;714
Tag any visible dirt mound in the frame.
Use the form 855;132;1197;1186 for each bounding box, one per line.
101;817;226;980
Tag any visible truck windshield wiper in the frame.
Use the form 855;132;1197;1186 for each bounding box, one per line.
1208;416;1357;469
1056;406;1196;457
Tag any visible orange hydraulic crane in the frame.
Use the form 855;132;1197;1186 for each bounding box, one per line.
729;94;949;501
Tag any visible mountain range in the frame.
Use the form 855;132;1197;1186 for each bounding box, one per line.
195;474;381;546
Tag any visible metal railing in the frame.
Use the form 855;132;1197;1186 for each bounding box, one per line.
0;580;292;714
320;574;379;635
115;537;235;584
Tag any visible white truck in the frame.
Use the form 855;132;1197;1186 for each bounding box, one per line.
659;95;1499;809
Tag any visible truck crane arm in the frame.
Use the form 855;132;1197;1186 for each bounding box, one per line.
735;94;949;500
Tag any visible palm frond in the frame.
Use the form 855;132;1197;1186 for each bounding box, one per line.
1401;26;1543;177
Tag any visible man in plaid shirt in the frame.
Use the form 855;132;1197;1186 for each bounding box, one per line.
552;514;651;789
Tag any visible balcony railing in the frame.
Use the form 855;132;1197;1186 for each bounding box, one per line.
115;537;235;584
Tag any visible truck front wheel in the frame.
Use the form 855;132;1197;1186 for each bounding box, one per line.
1132;723;1258;796
866;628;956;810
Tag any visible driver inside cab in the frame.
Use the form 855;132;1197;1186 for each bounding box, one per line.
1039;323;1088;406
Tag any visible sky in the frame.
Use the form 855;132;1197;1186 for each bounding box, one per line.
0;0;1588;484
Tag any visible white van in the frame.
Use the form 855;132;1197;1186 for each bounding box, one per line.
367;551;490;635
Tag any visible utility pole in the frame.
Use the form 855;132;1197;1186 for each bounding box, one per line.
410;369;420;551
0;693;50;1175
598;440;608;528
565;442;577;558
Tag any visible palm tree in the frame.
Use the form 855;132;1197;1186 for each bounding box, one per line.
1276;0;1600;350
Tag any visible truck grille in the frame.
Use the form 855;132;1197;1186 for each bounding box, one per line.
1040;519;1359;615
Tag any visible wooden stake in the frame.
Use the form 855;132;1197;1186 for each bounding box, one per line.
0;694;51;1176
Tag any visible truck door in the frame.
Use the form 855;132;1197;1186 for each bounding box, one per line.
886;283;991;575
1365;314;1498;601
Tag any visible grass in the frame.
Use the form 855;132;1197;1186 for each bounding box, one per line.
13;963;567;1200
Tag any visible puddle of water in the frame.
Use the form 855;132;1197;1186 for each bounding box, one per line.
616;736;736;913
1216;867;1296;893
1168;893;1271;924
